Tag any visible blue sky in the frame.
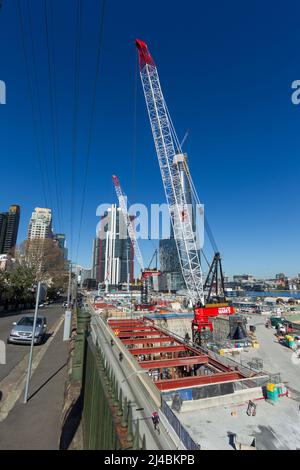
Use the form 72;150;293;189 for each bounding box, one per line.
0;0;299;278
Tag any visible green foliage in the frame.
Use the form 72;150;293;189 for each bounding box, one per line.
0;239;68;309
4;263;36;307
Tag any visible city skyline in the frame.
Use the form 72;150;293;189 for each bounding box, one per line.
0;1;299;277
1;200;299;280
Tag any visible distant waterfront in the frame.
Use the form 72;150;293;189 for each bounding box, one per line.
236;291;300;299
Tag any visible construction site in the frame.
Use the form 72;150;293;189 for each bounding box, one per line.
81;39;300;450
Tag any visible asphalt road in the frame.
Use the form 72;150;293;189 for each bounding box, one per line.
0;302;64;382
0;309;68;449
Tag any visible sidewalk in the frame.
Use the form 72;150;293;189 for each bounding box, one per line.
0;322;68;450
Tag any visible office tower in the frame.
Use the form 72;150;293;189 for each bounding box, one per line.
92;204;134;286
0;205;20;254
53;233;68;260
28;208;53;240
159;237;185;292
73;264;92;287
159;153;200;292
0;212;7;254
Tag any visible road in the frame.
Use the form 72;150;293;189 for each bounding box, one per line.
0;302;64;382
0;302;68;449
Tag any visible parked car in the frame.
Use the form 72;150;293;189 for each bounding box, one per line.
7;316;47;345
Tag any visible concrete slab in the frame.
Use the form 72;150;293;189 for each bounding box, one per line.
238;315;300;396
175;397;300;450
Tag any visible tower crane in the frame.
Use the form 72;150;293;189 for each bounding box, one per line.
112;175;160;310
135;40;234;343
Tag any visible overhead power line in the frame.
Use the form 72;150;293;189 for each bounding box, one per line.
17;0;49;208
44;0;63;232
70;0;83;262
75;0;106;263
26;0;53;211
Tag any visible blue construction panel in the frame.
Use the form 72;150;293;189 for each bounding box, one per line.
145;313;194;320
177;388;193;401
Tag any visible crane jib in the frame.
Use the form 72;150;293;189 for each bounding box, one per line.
136;39;204;306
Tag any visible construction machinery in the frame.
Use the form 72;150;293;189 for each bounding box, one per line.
136;40;234;344
112;175;160;310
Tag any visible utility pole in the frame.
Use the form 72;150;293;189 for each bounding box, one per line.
67;264;72;308
63;263;73;341
24;281;41;403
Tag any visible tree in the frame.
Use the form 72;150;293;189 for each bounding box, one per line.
0;269;8;305
0;239;68;310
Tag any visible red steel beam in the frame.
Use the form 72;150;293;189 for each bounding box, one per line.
109;322;144;328
111;327;154;333
155;371;243;391
108;319;143;324
109;320;145;324
122;337;180;346
139;355;209;369
129;345;188;356
118;331;169;338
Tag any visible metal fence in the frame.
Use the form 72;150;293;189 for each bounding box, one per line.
82;335;145;450
82;336;121;450
161;399;200;450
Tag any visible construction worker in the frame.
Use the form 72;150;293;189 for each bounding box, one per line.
151;411;160;431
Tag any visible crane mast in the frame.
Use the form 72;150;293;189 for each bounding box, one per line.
136;40;204;306
112;175;144;272
112;175;160;308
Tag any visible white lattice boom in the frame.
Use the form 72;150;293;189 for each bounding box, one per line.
112;175;145;272
136;40;204;305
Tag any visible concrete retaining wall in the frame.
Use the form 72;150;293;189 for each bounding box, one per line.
153;317;192;339
174;387;264;412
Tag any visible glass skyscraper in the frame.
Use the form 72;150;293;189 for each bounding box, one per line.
92;204;134;286
0;205;20;255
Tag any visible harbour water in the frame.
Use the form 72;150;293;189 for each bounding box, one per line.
229;290;300;299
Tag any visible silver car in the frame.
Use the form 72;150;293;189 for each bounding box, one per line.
8;315;47;345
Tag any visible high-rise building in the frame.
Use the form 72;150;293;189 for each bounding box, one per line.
53;233;68;260
73;264;92;287
0;205;20;254
92;204;134;286
159;237;185;291
28;208;53;240
159;153;198;292
0;212;7;253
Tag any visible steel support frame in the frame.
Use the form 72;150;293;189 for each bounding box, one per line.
129;345;188;356
118;331;170;338
122;337;180;346
155;371;242;391
139;355;209;370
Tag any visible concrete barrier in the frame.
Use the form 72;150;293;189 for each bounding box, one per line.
174;387;264;412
